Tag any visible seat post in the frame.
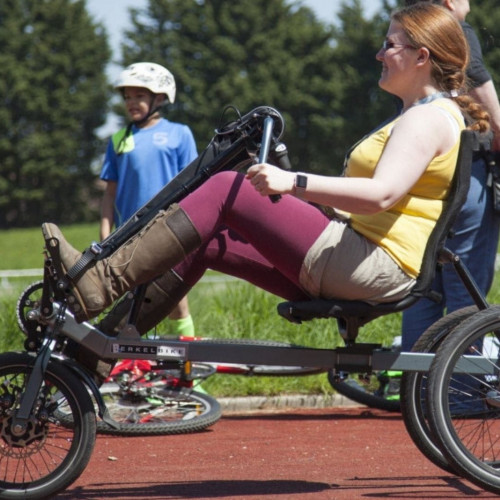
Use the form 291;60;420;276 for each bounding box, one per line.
337;317;363;345
438;248;489;310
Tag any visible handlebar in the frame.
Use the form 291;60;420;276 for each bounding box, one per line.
257;117;282;203
257;117;290;203
258;116;274;164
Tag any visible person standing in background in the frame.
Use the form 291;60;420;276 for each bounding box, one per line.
100;62;198;337
401;0;500;351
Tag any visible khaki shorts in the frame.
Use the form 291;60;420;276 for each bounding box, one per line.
299;219;415;303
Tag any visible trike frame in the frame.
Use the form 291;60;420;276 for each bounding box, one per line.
37;302;495;376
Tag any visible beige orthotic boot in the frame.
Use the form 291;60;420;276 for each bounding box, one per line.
73;270;192;383
42;204;201;323
98;270;192;336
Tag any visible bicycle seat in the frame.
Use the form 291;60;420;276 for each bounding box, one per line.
278;129;483;343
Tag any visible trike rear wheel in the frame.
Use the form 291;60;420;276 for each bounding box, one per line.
428;306;500;495
400;306;478;474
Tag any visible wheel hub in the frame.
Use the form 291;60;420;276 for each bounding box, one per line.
0;414;48;456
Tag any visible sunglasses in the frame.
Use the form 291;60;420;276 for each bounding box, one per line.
382;40;416;51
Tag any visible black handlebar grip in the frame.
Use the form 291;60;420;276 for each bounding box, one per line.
271;142;292;171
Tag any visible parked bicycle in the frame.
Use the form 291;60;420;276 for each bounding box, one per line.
17;281;221;436
3;106;500;499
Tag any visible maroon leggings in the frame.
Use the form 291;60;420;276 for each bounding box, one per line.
175;171;331;301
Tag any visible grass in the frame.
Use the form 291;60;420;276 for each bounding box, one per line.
0;223;99;270
1;223;499;397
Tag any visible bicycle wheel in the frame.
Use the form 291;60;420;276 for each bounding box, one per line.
187;338;321;376
328;363;401;412
96;378;221;436
428;306;500;495
400;306;478;474
0;351;96;499
214;363;322;376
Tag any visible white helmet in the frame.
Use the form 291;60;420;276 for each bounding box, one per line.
114;62;176;103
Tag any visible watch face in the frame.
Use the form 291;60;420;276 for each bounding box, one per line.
296;175;307;188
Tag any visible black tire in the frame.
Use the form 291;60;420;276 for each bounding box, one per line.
400;306;478;474
95;381;222;436
328;364;401;412
428;306;500;495
176;338;321;376
237;364;322;376
0;351;96;499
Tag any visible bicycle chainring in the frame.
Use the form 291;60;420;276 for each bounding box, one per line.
16;280;44;336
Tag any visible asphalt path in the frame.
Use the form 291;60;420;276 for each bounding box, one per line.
57;406;498;500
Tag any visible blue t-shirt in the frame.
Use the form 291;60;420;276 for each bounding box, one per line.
100;118;197;227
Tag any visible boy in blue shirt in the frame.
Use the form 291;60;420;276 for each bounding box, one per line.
100;62;198;337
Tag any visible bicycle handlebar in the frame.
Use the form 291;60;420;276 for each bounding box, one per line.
257;117;281;203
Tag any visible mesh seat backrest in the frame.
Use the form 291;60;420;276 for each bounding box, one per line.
410;129;476;297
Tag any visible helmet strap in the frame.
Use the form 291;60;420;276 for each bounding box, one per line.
133;94;163;127
117;95;163;154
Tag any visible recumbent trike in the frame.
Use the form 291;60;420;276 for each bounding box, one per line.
3;105;500;498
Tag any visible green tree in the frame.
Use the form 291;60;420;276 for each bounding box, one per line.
119;0;346;174
330;0;396;164
467;0;500;86
0;0;111;228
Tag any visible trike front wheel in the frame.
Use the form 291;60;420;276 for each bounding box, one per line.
0;351;96;499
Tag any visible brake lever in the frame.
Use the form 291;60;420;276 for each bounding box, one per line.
268;142;293;203
267;141;293;203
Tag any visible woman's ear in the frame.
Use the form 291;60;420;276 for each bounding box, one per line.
415;46;431;66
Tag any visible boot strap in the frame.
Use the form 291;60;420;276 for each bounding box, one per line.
67;242;103;282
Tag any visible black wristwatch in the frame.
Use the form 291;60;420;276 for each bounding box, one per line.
294;173;308;199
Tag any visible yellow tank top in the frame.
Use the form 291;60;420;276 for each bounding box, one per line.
345;99;465;278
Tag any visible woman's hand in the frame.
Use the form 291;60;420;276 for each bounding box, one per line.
246;163;295;196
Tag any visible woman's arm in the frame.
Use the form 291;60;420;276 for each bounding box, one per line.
247;102;460;214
